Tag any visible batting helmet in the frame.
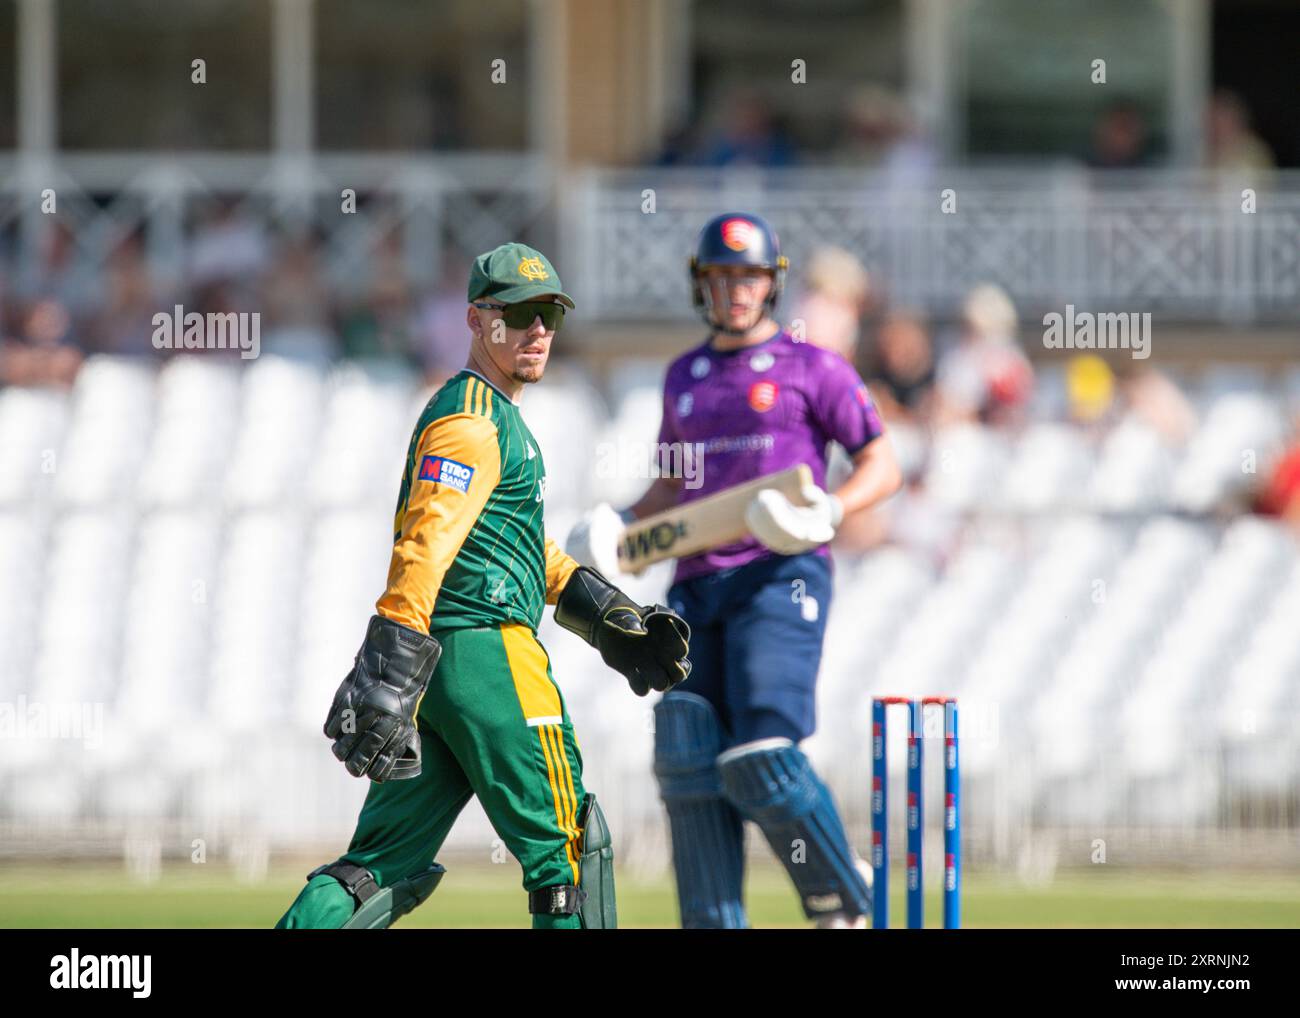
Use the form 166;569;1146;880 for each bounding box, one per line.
689;212;788;331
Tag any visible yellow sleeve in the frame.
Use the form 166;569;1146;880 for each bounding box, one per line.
376;413;501;631
544;538;580;605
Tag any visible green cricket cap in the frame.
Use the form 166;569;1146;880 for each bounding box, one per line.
467;243;575;309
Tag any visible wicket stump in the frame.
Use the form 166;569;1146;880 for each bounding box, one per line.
871;696;960;929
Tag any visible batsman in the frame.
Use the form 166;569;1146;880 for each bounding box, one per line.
277;243;690;930
570;213;902;927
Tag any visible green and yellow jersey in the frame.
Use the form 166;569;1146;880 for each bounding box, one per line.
377;369;579;635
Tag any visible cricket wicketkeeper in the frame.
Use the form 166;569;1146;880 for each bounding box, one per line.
276;243;691;930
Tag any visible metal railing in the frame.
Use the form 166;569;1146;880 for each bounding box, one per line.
0;152;555;298
565;167;1300;324
4;160;1300;326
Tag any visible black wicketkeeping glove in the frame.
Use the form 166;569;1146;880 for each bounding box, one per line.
554;566;691;697
323;614;441;782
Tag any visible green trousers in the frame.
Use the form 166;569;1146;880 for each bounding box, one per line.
277;622;589;929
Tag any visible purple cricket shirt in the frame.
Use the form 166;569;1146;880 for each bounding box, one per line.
656;329;885;583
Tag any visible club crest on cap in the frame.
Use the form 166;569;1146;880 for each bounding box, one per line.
518;257;549;281
721;218;756;252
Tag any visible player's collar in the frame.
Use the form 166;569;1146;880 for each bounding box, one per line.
463;368;520;406
705;326;787;358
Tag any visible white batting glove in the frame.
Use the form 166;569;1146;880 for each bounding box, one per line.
745;482;844;556
564;502;630;578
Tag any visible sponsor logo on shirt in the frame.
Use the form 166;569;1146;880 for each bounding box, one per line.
418;454;475;492
701;434;774;454
750;351;774;372
677;392;694;417
748;380;779;413
690;356;711;379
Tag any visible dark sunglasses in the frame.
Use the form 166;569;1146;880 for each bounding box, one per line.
473;301;566;331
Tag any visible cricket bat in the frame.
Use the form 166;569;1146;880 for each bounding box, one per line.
616;464;815;573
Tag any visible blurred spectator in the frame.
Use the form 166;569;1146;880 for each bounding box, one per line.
188;279;255;363
190;199;270;289
0;298;83;387
653;123;698;167
91;235;164;357
836;86;937;184
864;310;936;427
414;254;474;385
696;90;796;167
24;221;103;321
935;284;1034;427
262;233;337;361
788;246;873;361
836;86;898;165
1087;98;1152;169
1065;353;1116;425
1253;414;1300;535
337;234;415;364
1113;361;1196;446
1206;90;1275;186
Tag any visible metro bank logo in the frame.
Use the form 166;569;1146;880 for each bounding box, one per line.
419;454;475;493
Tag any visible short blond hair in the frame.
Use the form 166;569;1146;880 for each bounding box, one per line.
805;246;871;304
961;284;1018;341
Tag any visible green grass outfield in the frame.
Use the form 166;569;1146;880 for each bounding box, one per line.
2;861;1298;928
